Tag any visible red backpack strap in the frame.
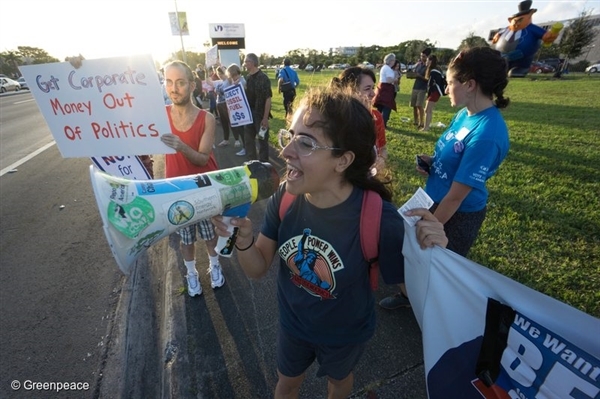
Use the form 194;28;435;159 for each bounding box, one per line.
279;190;296;221
360;190;383;291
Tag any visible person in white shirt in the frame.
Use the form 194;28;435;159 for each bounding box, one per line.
373;53;397;127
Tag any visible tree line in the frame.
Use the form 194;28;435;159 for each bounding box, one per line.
2;11;595;78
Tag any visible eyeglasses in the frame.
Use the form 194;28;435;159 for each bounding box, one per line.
278;129;342;157
165;80;190;89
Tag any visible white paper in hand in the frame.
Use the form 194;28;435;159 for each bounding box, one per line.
398;187;434;226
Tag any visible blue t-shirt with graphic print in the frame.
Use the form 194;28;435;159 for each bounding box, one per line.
425;106;509;212
261;184;404;346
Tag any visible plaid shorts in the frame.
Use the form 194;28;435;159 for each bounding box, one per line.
177;219;215;245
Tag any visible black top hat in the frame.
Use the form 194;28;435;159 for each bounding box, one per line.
512;0;537;18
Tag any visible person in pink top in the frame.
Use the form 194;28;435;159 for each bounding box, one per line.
160;60;225;297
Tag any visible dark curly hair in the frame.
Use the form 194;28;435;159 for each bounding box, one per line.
293;87;392;201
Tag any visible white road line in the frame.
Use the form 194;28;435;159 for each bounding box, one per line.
14;98;36;105
0;141;56;177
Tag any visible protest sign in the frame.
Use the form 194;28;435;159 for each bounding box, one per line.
91;156;151;180
402;222;600;398
224;84;252;127
206;44;219;68
19;55;174;158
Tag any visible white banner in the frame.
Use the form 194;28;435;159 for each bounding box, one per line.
224;83;253;127
402;222;600;398
18;55;174;158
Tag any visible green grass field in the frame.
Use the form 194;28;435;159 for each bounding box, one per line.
264;69;600;317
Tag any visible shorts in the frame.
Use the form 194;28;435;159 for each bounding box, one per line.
177;219;215;245
427;91;441;103
410;89;426;108
276;328;366;381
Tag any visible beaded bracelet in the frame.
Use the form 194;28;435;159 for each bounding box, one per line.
235;236;255;251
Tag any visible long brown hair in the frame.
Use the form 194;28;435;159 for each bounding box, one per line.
425;55;438;79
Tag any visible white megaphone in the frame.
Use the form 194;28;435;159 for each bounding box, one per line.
90;161;280;274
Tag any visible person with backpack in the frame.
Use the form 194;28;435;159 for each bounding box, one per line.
421;54;446;132
211;87;448;398
278;58;300;116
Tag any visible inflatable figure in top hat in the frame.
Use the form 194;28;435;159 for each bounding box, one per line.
491;0;563;77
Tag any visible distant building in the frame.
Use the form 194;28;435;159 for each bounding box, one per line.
332;47;359;57
488;14;600;64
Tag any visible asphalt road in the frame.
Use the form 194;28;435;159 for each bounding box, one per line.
0;92;55;173
0;153;123;397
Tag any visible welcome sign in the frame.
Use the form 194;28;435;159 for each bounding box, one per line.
19;55;174;158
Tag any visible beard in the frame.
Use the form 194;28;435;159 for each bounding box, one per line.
169;92;192;106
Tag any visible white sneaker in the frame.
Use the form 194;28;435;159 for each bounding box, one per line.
186;271;202;297
234;140;241;148
209;263;225;288
236;149;246;156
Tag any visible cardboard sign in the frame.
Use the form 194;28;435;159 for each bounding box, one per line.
205;44;219;68
19;55;174;158
224;84;253;127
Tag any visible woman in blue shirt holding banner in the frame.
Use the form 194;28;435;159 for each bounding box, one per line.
380;46;511;310
420;46;510;257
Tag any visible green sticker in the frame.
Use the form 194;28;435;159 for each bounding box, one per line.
107;196;155;239
206;167;245;186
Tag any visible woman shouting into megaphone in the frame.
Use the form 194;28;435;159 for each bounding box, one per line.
212;87;447;399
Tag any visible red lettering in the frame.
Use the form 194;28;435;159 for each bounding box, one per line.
148;123;159;137
136;124;146;137
90;121;160;139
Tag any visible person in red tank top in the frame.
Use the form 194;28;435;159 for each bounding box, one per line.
160;61;224;296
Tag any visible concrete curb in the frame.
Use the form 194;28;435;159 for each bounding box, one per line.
98;249;162;398
98;158;184;398
161;233;194;398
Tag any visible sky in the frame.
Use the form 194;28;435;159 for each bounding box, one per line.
0;0;593;64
